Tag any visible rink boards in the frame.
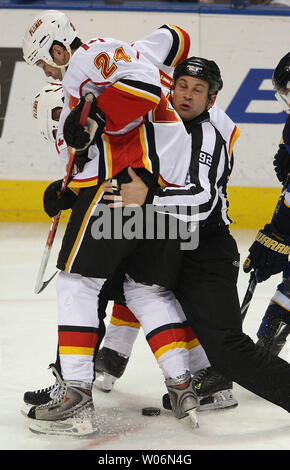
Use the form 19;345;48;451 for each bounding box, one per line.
0;5;289;227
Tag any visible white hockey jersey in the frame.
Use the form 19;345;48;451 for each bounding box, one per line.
54;24;239;213
54;25;191;189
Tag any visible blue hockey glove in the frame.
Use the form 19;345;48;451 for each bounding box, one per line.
243;223;290;282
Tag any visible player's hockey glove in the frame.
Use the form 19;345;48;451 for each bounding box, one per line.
243;223;290;282
74;149;91;172
43;179;78;218
273;144;290;185
63;95;106;152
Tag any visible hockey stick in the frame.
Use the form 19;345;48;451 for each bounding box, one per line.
34;93;95;294
241;172;290;322
241;270;258;322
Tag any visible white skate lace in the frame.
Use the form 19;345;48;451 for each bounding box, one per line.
49;382;61;399
34;382;59;396
34;385;54;394
39;383;67;408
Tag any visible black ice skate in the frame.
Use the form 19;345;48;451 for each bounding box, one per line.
256;318;290;357
94;347;129;392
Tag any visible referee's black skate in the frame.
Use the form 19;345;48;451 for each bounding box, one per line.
194;367;232;394
193;367;238;411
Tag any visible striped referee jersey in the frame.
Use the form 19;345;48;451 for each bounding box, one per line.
150;110;237;229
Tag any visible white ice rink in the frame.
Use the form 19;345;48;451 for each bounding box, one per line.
1;222;290;451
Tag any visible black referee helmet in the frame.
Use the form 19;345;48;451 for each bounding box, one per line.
173;56;223;97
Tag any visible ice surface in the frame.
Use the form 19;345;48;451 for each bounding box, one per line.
1;222;290;451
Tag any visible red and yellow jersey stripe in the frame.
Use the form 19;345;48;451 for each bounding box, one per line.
97;79;161;133
58;325;99;357
69;176;99;189
110;303;141;329
228;125;240;160
97;120;157;181
146;323;188;360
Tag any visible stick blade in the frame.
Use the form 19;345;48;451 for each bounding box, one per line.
34;270;58;294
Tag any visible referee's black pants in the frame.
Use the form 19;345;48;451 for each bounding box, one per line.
175;229;290;412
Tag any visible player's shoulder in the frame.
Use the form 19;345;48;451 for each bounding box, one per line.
72;37;127;60
209;104;239;146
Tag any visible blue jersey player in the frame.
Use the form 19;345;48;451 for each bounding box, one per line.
244;52;290;356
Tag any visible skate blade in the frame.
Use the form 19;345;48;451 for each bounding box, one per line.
187;409;199;429
94;373;116;393
29;418;99;438
198;400;238;412
93;378;113;393
198;390;238;413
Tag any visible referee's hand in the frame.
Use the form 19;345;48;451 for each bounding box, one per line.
103;167;148;207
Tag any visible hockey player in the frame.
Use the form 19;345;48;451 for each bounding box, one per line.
27;81;212;402
22;11;202;433
243;52;290;357
32;83;63;142
104;56;290;418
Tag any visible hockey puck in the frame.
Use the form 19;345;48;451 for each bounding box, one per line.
142;407;161;416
